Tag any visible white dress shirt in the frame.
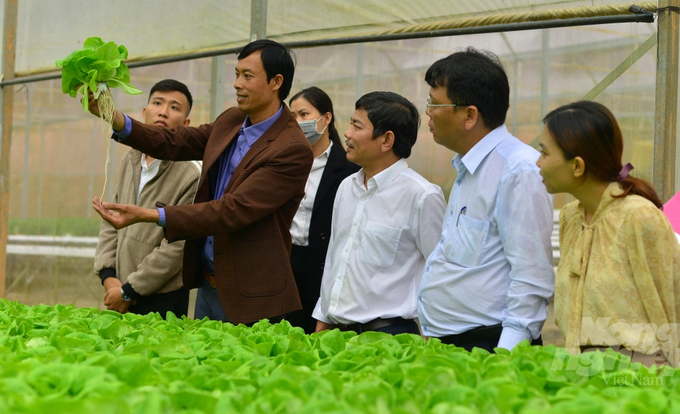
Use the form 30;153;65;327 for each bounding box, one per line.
418;124;555;350
312;159;446;325
290;141;332;246
138;154;161;203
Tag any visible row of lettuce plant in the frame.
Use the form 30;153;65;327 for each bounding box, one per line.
0;299;677;413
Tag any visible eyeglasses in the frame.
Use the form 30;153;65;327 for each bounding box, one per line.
426;96;467;109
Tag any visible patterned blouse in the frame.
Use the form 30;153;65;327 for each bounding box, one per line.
555;182;680;367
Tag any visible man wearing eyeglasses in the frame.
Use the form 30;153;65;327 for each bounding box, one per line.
417;47;555;352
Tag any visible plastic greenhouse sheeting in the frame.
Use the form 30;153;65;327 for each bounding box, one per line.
0;0;659;76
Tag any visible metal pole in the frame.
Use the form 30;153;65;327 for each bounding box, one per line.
540;29;550;118
250;0;267;41
36;127;45;219
21;84;31;219
210;57;226;121
355;44;365;101
581;33;657;101
0;0;19;298
653;1;679;201
512;59;519;135
500;33;519;135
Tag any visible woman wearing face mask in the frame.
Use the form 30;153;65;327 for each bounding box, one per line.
286;86;360;334
537;101;680;367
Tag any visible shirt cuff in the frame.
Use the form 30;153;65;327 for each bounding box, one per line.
121;282;141;300
98;267;116;284
112;114;132;142
497;325;534;350
157;207;166;227
312;300;332;324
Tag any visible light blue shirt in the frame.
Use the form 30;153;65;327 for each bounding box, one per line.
112;115;134;142
417;124;555;350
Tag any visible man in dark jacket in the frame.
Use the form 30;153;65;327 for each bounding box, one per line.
88;40;313;325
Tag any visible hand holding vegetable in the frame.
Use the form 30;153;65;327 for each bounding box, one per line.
57;37;142;200
83;87;126;131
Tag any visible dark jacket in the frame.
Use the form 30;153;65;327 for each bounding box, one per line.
307;142;360;284
119;105;314;324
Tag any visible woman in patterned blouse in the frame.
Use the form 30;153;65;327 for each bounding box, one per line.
536;101;680;368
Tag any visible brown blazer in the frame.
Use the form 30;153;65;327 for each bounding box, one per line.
120;105;314;324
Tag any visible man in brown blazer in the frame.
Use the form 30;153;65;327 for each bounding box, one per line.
89;40;314;325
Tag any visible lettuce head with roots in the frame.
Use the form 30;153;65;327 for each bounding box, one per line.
56;36;142;113
56;37;142;200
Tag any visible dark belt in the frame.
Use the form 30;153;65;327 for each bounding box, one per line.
334;317;409;333
438;323;503;345
203;268;216;288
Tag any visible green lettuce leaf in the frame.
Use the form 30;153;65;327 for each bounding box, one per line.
55;37;142;111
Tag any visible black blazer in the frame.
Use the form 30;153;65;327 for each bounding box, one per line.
299;141;360;291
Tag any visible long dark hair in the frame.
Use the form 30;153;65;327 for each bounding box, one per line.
543;101;662;208
289;86;341;147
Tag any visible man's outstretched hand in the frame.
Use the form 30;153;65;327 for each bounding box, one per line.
92;197;160;230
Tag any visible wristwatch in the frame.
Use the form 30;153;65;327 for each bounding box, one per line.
120;287;132;302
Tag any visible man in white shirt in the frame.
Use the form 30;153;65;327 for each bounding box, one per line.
313;91;447;335
417;48;554;351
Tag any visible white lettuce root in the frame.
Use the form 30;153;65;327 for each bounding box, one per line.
95;83;114;200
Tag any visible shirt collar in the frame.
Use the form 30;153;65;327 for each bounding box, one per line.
452;154;465;175
317;140;333;160
459;124;509;175
140;153;160;169
354;158;409;192
311;141;332;171
241;104;284;146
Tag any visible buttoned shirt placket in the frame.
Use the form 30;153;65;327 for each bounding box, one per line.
326;177;375;315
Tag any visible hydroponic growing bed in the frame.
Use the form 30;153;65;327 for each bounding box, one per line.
0;300;676;413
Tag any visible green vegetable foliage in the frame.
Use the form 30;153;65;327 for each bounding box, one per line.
0;300;677;413
56;37;142;111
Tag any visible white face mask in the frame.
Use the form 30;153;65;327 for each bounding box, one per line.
298;115;328;145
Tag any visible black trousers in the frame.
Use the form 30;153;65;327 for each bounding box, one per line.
128;288;190;319
438;323;542;353
285;245;320;334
